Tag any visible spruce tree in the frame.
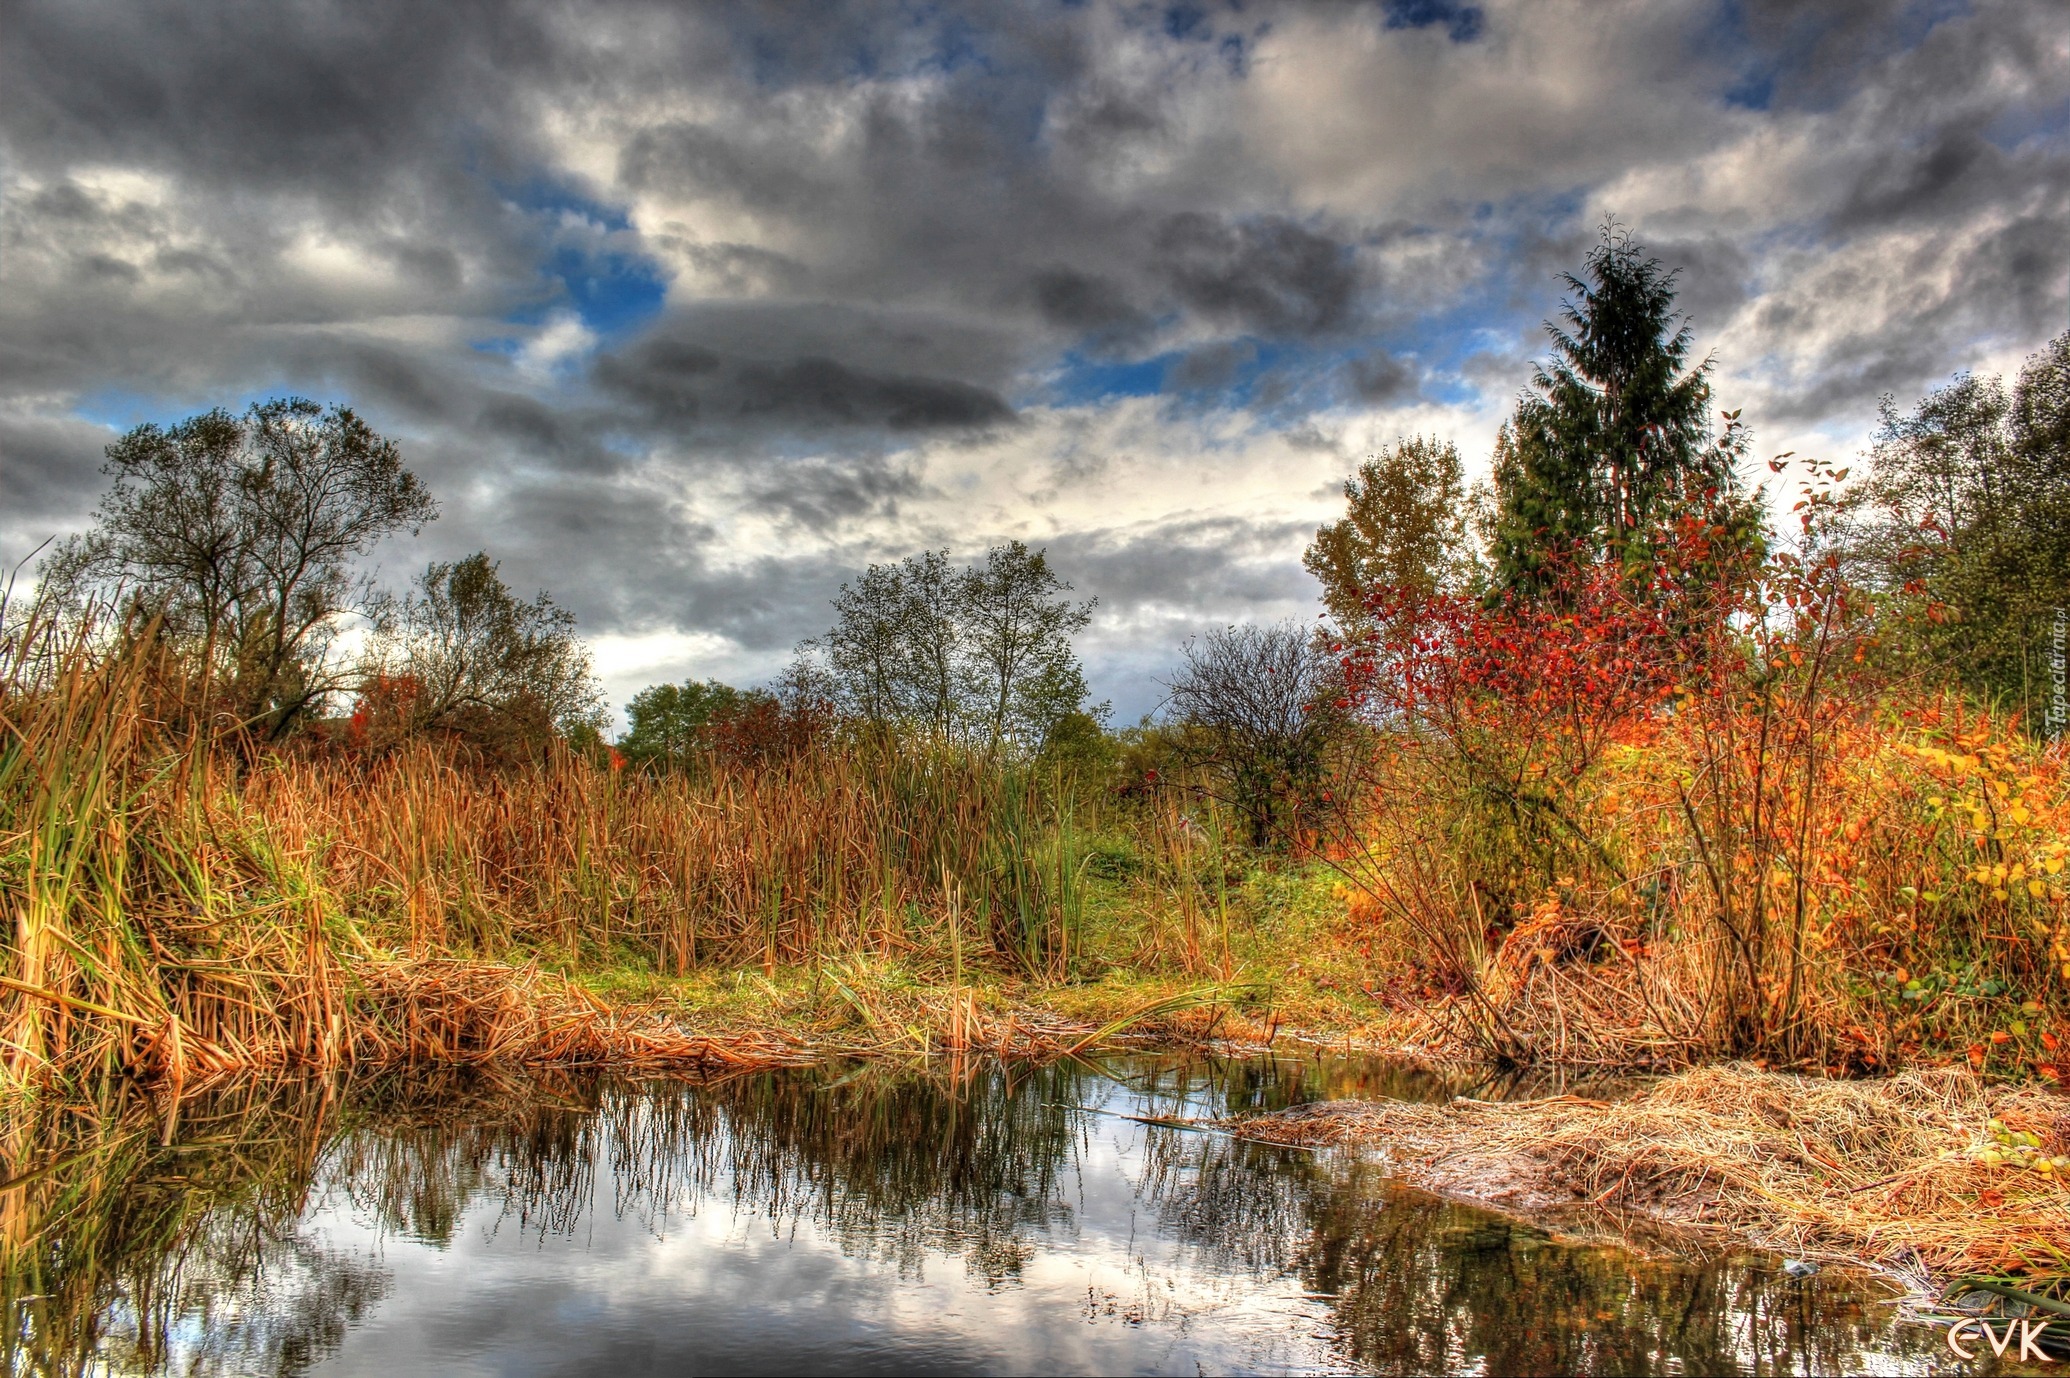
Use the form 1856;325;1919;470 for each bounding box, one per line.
1487;225;1751;594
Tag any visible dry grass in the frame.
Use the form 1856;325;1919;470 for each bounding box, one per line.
0;617;1095;1093
251;738;1088;974
1230;1062;2070;1292
347;957;814;1070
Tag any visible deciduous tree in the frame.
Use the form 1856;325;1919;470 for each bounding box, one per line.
620;678;752;768
1848;332;2070;717
45;399;436;736
1305;436;1476;639
959;540;1095;751
365;552;604;756
815;543;1094;751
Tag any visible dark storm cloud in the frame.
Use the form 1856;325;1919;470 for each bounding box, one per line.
1027;270;1154;351
1759;199;2070;425
461;470;863;652
1730;0;1943;110
594;339;1014;435
1156;213;1362;338
1344;353;1419;406
0;412;110;550
619;121;829;217
1634;237;1754;337
733;358;1011;431
733;454;927;535
1;3;514;185
1830;120;2007;233
1170;341;1257;392
600;345;1018;432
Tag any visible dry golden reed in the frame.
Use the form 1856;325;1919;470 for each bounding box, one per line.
0;618;1084;1093
1232;1062;2070;1292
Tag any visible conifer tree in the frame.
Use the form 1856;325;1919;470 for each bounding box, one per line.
1486;225;1754;594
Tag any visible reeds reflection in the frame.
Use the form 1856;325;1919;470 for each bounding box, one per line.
3;1057;1955;1376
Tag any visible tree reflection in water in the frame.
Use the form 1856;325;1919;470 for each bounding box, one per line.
0;1057;1951;1376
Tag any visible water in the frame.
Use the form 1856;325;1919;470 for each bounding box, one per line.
5;1055;1975;1375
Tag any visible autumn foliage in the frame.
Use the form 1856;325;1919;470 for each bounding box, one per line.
1328;454;2070;1073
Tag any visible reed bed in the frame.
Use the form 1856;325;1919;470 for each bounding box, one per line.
0;621;1090;1094
348;957;815;1070
251;740;1087;975
1229;1063;2070;1293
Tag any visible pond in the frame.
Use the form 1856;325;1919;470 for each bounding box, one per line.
4;1054;1973;1375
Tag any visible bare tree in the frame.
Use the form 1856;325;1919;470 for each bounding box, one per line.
44;399;435;737
1164;621;1343;848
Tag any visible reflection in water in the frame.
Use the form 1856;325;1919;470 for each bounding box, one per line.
1;1056;1961;1376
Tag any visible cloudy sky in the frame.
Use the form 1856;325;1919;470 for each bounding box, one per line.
3;0;2065;722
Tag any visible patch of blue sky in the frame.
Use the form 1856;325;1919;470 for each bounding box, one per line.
538;244;667;338
1044;351;1171;406
1038;190;1662;419
1419;306;1528;378
1162;4;1209;42
1702;1;1776;112
1413;369;1484;410
1375;284;1547;399
1723;67;1775;113
593;429;654;464
1170;338;1335;414
1380;0;1484;44
1040;335;1425;419
73;381;300;432
489;176;668;349
912;9;993;77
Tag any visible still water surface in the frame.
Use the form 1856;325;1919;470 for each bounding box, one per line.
17;1055;1968;1375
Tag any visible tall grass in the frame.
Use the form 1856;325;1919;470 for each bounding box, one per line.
0;615;1090;1094
253;742;1086;973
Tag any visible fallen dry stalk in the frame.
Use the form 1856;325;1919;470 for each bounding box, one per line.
1228;1063;2070;1292
344;957;817;1071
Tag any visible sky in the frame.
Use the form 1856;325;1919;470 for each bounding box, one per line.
3;0;2066;725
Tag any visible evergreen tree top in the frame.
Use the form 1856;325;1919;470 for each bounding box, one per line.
1488;221;1750;594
